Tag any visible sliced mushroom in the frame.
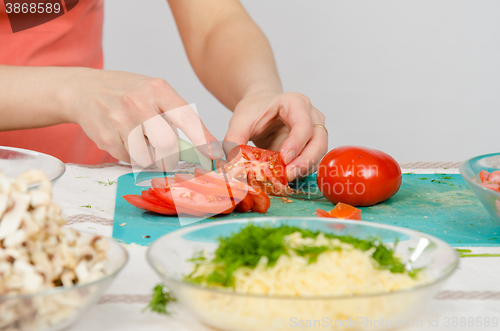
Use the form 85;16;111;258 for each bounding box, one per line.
0;192;30;240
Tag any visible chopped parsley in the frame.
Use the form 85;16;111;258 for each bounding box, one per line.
143;284;176;315
185;224;419;288
95;179;117;186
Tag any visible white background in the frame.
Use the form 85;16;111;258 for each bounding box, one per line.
103;0;500;162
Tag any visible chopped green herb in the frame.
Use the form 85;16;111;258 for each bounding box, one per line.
403;172;416;175
95;179;117;186
460;253;500;258
436;174;454;180
419;177;431;180
488;238;498;240
456;249;472;253
80;205;91;208
185;223;418;288
429;179;454;187
295;245;335;264
143;284;176;315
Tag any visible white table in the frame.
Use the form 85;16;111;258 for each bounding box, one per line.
52;163;500;331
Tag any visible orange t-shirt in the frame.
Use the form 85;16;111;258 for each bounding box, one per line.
0;0;116;164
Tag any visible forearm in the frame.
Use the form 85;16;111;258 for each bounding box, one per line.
170;1;282;110
0;65;79;131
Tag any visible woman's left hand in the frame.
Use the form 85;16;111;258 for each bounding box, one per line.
224;92;328;182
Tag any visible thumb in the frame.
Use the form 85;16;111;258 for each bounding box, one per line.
223;114;252;158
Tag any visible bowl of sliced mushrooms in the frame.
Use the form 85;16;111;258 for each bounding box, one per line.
0;170;128;331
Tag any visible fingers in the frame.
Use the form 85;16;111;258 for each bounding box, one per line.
284;104;328;182
107;139;131;164
223;112;253;157
286;122;328;181
143;116;180;169
162;104;223;160
278;96;314;165
126;124;153;167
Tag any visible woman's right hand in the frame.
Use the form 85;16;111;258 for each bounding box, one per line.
64;68;223;167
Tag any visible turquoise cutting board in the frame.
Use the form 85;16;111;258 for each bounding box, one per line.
112;173;500;246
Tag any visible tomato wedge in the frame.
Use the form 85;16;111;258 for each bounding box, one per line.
153;185;234;215
315;209;331;218
227;145;291;196
234;193;254;213
175;173;232;196
194;168;255;193
479;170;491;183
248;189;271;213
316;203;362;220
151;177;180;191
123;195;177;215
489;171;500;183
141;189;173;206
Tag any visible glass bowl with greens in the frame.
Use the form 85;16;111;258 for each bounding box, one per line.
147;218;458;331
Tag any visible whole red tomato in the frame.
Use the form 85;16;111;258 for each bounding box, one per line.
316;146;402;206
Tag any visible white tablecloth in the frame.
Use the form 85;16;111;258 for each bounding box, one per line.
51;163;500;331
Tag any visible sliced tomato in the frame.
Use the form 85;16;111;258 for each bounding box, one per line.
234;193;254;213
151;177;180;191
316;203;362;220
316;209;331;218
480;182;500;192
227;145;290;196
152;186;234;214
141;189;173;207
488;171;500;184
479;170;491;183
194;168;255;193
248;189;271;213
330;203;362;220
123;195;177;215
174;173;233;198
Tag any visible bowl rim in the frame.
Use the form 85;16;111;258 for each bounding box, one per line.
0;235;129;301
459;152;500;199
0;146;66;185
147;217;459;301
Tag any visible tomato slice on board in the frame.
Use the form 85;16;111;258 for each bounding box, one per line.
316;203;362;220
330;203;362;220
152;184;234;215
141;189;174;207
174;173;233;197
479;170;491;183
227;145;291;196
315;209;331;218
151;177;180;191
234;193;254;213
248;189;271;213
123;195;177;215
194;168;255;193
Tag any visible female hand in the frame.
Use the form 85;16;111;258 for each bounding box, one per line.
64;68;223;168
223;91;328;182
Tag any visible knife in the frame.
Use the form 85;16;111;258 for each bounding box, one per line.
287;174;325;200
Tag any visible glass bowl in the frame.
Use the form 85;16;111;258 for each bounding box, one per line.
0;146;66;187
459;152;500;226
147;217;458;331
0;236;128;331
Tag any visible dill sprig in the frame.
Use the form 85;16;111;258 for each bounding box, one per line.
185;224;417;288
143;284;176;315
